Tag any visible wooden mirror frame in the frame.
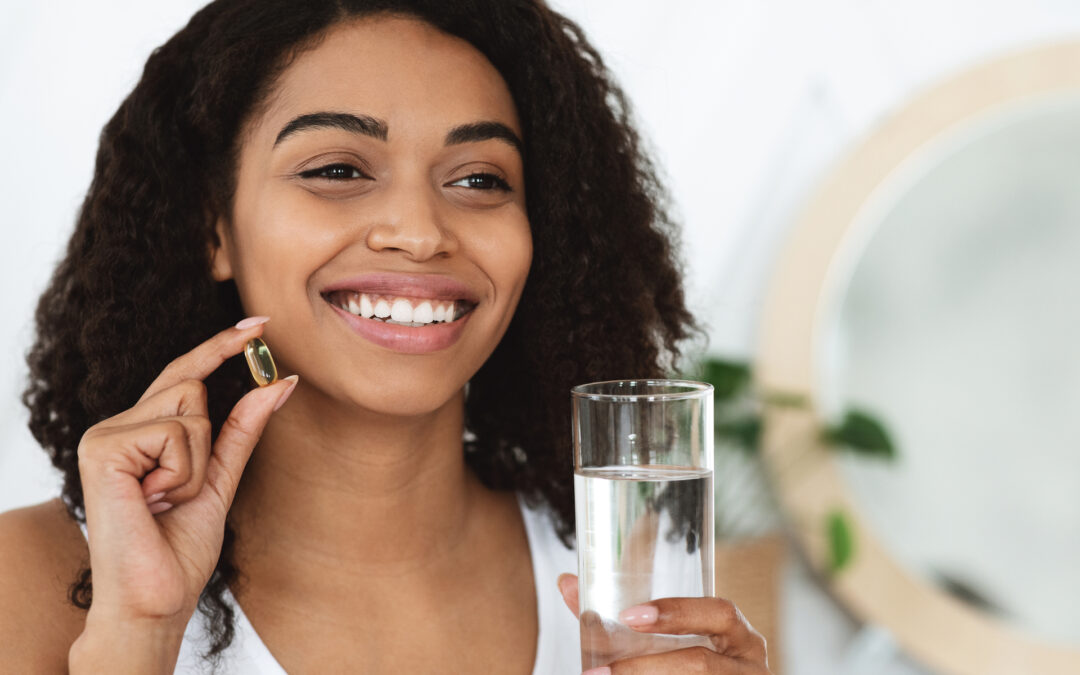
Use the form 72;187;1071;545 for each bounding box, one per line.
756;41;1080;675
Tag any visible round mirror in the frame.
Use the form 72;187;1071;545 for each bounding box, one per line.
823;90;1080;647
758;41;1080;674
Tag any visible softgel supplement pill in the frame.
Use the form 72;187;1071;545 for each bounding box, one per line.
244;337;278;386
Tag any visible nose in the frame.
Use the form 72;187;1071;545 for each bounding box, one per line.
364;181;458;261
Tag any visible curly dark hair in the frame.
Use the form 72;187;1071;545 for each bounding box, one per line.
23;0;697;665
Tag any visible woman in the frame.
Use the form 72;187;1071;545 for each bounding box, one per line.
0;1;770;672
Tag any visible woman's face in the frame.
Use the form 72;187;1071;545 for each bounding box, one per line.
213;15;531;418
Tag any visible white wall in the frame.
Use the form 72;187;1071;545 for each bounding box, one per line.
3;2;1079;673
0;1;218;511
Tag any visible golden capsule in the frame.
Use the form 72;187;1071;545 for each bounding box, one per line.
244;337;278;386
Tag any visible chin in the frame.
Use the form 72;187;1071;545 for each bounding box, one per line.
340;377;469;421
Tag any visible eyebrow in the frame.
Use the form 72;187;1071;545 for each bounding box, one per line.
445;121;523;155
274;112;388;146
273;112;523;156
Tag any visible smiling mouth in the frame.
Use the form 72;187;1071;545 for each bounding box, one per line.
322;290;476;327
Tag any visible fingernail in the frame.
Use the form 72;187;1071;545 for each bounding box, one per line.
273;374;299;411
145;491;166;505
618;604;659;626
148;501;173;515
235;316;270;330
582;668;611;675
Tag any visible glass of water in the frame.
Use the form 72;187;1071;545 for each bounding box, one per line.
572;379;715;669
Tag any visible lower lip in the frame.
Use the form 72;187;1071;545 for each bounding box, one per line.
325;300;472;354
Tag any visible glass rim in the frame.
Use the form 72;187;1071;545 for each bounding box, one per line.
570;378;713;402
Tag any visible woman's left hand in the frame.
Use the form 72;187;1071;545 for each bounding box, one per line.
557;574;772;674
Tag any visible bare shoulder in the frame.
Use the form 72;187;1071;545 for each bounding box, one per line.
0;497;90;671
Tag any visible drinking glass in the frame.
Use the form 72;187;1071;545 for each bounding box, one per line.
572;380;715;669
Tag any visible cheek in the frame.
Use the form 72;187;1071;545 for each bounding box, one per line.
471;218;533;294
513;234;533;291
510;224;534;289
246;191;346;255
228;196;340;309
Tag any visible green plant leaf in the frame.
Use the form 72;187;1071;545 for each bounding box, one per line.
826;509;855;574
824;409;896;460
715;417;761;453
699;358;751;402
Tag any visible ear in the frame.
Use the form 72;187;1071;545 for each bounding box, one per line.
209;215;234;282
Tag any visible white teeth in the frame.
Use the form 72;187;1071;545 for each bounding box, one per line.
332;291;467;324
390;299;413;322
414;301;433;324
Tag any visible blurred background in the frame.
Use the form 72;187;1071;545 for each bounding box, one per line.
2;1;1080;673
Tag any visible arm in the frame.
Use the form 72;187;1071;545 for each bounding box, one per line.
0;500;189;675
0;500;90;673
68;613;187;675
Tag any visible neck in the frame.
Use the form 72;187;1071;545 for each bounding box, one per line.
229;384;482;578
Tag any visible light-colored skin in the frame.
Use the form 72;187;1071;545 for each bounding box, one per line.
0;15;769;675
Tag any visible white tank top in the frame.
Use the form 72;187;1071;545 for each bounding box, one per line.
78;494;580;674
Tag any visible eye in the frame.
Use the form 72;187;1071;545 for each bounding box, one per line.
449;172;512;191
298;163;367;180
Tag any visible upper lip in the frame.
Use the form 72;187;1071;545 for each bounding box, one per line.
320;273;481;303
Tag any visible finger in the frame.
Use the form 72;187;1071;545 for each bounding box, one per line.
203;375;298;511
618;598;766;661
138;317;270;403
80;418;192;487
82;416;208;502
558;573;580;619
138;414;212;503
599;645;750;675
79;418;198;538
109;378;209;427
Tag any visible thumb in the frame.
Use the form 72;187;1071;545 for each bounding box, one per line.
557;573;580;619
205;375;298;510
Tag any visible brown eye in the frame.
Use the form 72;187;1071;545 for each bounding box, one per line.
449;173;511;191
299;163;366;180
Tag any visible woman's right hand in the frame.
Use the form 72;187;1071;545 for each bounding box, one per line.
71;318;297;660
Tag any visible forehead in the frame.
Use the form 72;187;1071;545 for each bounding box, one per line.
248;15;520;144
